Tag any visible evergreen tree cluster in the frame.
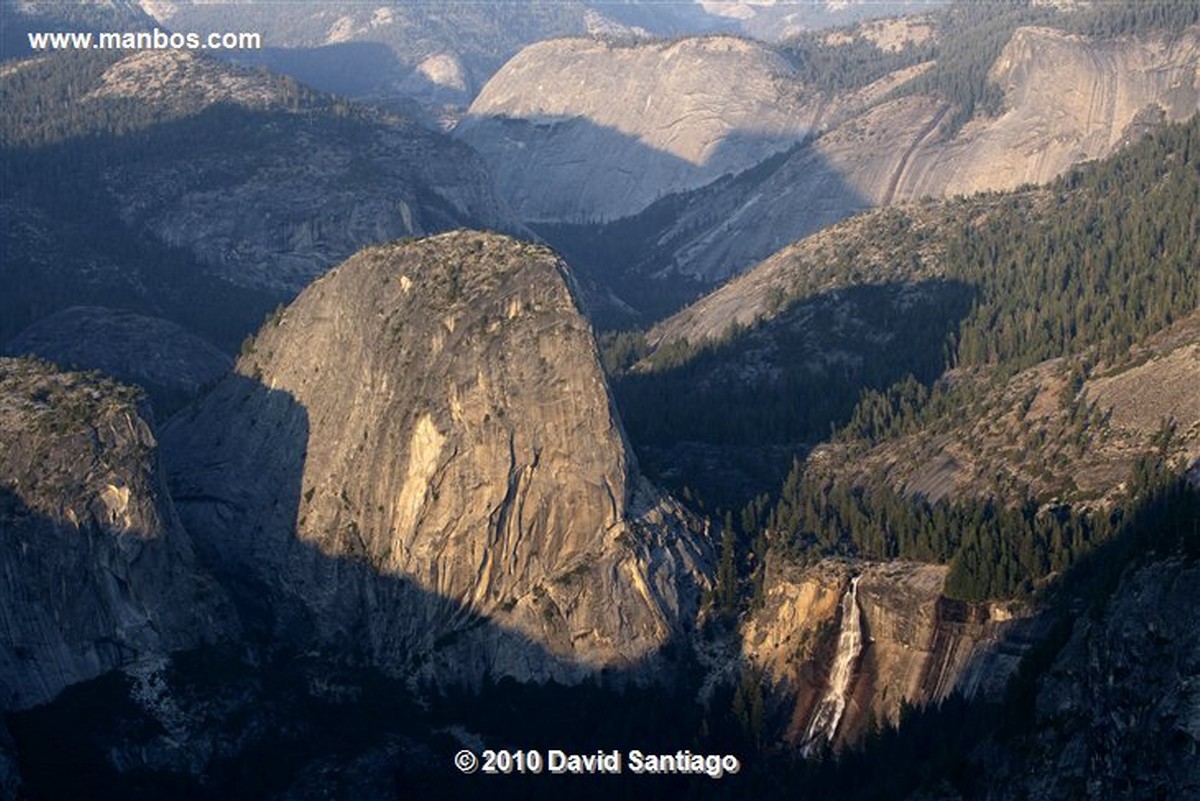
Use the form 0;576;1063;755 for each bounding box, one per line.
767;415;1198;603
1061;0;1200;37
769;462;1109;601
947;117;1200;372
779;31;932;94
0;51;320;150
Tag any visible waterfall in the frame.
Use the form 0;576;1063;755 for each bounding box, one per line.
803;575;863;754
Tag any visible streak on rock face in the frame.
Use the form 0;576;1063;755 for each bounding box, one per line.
391;413;446;564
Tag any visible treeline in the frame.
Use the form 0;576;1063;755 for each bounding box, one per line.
766;424;1198;602
778;0;1200;138
1061;0;1200;37
823;115;1200;451
769;462;1106;601
780;31;932;94
0;51;321;150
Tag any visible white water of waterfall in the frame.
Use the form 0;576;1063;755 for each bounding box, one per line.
803;575;863;754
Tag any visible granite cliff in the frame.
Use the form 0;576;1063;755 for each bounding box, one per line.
652;23;1198;285
743;558;1042;751
471;23;1199;295
163;232;711;684
0;358;232;711
455;35;827;223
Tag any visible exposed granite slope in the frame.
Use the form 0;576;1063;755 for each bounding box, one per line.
804;310;1200;508
894;25;1200;201
163;232;711;684
2;49;520;298
512;25;1198;288
720;24;1196;283
0;358;232;711
456;36;828;223
91;51;518;294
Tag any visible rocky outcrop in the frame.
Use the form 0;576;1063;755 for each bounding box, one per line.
163;232;711;684
911;25;1199;197
90;51;518;294
456;36;828;222
645;201;957;350
743;558;1042;749
970;559;1200;800
0;358;232;711
646;22;1199;284
2;49;520;300
4;306;231;414
644;93;948;284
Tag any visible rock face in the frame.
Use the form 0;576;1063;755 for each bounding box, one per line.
743;559;1042;749
2;49;520;309
642;92;947;284
519;25;1198;291
900;25;1200;199
87;50;519;295
703;24;1196;283
646;201;954;350
456;36;825;222
163;232;710;684
978;559;1200;800
4;306;231;414
0;358;232;711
